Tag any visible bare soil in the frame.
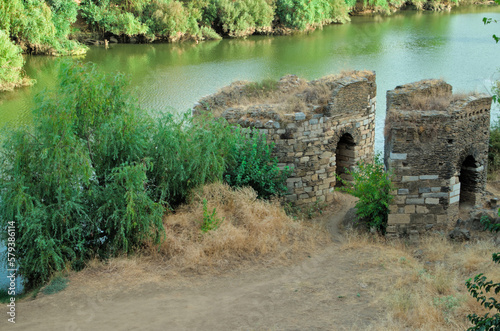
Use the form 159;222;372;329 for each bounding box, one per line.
2;192;473;331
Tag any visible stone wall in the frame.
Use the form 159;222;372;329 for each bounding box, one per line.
384;79;493;239
195;71;377;206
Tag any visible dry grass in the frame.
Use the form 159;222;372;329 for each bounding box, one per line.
151;183;328;271
74;183;329;292
403;92;479;111
196;70;373;118
342;230;500;330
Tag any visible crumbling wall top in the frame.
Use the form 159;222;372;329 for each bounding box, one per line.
194;70;376;124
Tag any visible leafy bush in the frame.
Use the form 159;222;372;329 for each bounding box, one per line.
336;154;394;233
216;0;274;37
0;0;85;55
276;0;349;31
0;29;25;90
224;130;290;200
0;62;163;288
0;62;288;288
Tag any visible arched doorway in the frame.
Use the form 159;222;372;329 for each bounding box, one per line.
459;155;481;208
335;133;356;187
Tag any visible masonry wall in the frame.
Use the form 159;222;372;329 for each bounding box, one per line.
384;80;492;239
195;71;376;206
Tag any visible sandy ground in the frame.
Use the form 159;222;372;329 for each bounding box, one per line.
4;194;396;331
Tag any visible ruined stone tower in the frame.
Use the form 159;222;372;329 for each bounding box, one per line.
384;80;493;239
195;71;376;206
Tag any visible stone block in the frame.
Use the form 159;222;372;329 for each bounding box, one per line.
388;214;411;224
451;183;461;192
295;112;306;121
394;196;406;204
405;205;416;214
419;187;431;193
431;187;441;192
398;189;410;195
411;214;435;225
407;198;424;204
416;206;429;214
402;176;419;182
420;175;439;180
422;192;448;198
450;195;460;204
425;198;439;205
390;152;407;160
285;194;297;202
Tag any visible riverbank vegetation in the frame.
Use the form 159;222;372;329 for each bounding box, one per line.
0;62;291;290
0;0;496;91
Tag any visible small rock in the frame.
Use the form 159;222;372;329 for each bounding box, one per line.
448;227;471;241
413;249;424;259
295;112;306;121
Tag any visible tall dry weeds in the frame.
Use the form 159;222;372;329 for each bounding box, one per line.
147;182;328;272
343;231;500;330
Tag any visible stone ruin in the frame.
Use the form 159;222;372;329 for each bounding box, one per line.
194;71;376;206
384;80;493;239
195;72;494;238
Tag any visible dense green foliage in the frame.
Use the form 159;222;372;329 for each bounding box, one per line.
224;131;290;200
0;0;85;55
0;62;289;289
276;0;349;30
0;29;25;91
336;155;394;233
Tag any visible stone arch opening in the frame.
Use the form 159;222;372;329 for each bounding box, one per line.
335;133;356;187
458;155;481;208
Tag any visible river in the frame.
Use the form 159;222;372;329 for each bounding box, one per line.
1;5;500;291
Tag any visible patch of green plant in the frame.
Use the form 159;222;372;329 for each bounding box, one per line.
433;295;464;313
41;275;68;295
200;199;224;233
244;79;279;98
224;130;290;200
336;154;394;234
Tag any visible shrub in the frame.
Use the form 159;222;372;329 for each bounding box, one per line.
147;112;241;206
276;0;349;31
224;130;290;200
336;154;394;233
0;29;25;91
0;62;163;288
1;0;85;55
216;0;274;37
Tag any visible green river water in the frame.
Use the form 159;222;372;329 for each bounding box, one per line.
1;6;500;152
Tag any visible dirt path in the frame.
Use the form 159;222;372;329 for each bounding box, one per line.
6;194;396;331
